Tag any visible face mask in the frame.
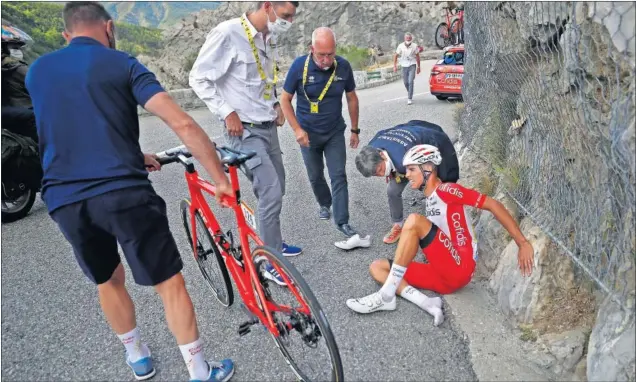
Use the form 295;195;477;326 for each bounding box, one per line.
384;159;392;177
267;7;292;35
9;49;23;60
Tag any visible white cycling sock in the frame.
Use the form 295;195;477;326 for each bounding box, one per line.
118;327;150;362
379;263;406;302
179;338;209;380
400;286;444;326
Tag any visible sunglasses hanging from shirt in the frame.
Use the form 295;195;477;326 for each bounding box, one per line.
240;15;278;100
302;54;337;113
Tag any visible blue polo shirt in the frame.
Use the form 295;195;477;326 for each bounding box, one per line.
283;54;356;135
369;120;460;182
25;37;165;213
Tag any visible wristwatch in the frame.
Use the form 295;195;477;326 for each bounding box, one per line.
351;128;360;134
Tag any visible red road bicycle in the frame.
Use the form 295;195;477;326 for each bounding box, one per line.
435;5;464;49
155;144;344;382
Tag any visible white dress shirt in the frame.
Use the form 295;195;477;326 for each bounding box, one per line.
189;13;278;124
395;42;419;68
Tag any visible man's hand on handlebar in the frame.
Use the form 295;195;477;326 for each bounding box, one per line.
144;153;161;172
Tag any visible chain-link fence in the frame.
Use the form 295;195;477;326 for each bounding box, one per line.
460;2;635;311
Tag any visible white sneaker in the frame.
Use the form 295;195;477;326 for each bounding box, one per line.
407;99;413;105
334;234;371;250
346;291;396;314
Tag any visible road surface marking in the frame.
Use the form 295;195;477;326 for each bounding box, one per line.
383;92;430;102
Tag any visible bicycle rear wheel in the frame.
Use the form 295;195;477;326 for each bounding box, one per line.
180;198;233;307
251;246;344;382
450;19;463;45
435;22;450;49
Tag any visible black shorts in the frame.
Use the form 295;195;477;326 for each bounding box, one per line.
50;185;183;286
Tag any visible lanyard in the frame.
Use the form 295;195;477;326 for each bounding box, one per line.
302;54;337;113
240;15;278;100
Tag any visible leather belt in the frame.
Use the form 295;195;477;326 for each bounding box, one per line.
241;120;275;128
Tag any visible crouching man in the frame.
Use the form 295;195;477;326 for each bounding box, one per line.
346;145;534;326
355;120;459;244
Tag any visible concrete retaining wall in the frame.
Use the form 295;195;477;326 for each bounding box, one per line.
138;64;405;117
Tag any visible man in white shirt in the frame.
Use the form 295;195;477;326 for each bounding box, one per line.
189;1;303;282
393;32;421;105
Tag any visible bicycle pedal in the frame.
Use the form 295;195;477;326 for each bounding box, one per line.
238;323;252;337
238;319;259;336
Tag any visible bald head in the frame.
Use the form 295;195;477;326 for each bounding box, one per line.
312;27;336;46
311;27;336;70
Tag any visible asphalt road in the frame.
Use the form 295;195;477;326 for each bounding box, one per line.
1;60;475;381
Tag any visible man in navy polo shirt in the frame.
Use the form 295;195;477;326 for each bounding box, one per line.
25;2;235;381
354;120;459;245
280;27;370;249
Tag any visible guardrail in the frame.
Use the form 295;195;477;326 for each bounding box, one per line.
138;51;445;116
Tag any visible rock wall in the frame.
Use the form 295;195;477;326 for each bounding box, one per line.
137;1;455;90
457;2;635;381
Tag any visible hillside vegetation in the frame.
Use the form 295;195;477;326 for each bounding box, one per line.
1;2;162;63
102;2;221;29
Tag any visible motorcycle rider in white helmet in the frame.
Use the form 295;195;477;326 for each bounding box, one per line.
346;144;535;326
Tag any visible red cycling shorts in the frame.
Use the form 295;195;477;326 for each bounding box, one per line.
389;224;475;295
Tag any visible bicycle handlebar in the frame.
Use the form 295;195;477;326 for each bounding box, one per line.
151;144;257;176
155;145;192;166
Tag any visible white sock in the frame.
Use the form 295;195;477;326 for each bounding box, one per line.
379;263;407;302
400;286;444;326
179;339;209;380
117;327;150;362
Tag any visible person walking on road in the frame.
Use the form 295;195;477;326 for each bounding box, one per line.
393;32;421;105
355;120;459;245
280;27;370;250
25;2;235;381
189;1;303;275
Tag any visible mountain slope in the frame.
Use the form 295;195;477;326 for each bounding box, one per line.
1;2;163;63
137;1;453;90
102;2;221;28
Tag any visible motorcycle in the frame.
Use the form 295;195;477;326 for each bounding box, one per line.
2;23;41;223
1;127;41;223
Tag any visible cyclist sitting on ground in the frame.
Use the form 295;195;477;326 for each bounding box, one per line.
346;144;534;326
355;119;459;245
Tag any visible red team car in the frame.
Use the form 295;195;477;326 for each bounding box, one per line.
429;44;464;100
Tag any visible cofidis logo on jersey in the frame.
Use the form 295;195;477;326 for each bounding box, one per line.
439;231;461;265
438;183;463;198
451;212;468;247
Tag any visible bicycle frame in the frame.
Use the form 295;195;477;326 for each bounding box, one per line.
183;163;310;337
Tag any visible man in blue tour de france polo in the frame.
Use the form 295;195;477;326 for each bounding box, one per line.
280;26;371;250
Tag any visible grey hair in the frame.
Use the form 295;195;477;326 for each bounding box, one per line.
355;146;384;178
312;27;336;46
404;32;413;38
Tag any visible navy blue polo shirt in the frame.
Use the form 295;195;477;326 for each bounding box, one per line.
369;120;460;182
283;54;356;135
25;37;165;213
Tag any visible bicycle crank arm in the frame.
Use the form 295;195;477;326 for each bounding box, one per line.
238;303;261;337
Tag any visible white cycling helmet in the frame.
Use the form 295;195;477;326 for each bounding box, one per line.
402;144;442;167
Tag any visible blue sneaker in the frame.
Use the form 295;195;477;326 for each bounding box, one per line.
190;359;235;382
125;345;156;381
282;242;302;257
263;262;286;286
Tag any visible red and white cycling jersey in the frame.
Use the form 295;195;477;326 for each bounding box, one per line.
423;182;486;260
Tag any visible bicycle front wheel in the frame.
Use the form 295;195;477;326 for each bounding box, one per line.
180;198;234;307
251;246;344;382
